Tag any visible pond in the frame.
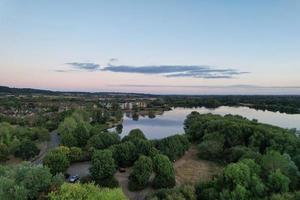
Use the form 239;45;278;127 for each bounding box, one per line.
115;106;300;139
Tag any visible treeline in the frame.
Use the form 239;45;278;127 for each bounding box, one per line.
183;112;300;199
163;95;300;114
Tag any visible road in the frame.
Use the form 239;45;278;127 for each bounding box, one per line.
32;130;60;165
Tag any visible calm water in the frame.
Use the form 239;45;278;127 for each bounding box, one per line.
116;106;300;139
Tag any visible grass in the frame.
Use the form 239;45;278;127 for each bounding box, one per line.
174;145;222;185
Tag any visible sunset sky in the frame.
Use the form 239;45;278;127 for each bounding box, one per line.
0;0;300;94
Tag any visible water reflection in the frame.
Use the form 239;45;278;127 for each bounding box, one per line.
116;106;300;139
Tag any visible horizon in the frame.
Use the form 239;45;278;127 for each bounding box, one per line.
1;1;300;95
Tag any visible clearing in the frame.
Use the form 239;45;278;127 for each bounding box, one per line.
174;145;222;185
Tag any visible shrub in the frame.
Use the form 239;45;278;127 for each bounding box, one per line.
43;150;70;175
14;140;40;160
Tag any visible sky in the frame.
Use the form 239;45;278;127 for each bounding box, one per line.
0;0;300;95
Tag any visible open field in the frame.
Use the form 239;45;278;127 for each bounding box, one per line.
174;145;222;185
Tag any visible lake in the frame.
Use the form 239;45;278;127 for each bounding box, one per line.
116;106;300;139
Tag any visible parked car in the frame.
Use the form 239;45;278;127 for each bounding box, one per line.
68;175;80;183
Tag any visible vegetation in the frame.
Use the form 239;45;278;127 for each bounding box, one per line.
48;183;127;200
164;95;300;114
43;147;70;175
148;185;196;200
110;141;138;167
58;111;91;148
87;132;120;151
154;134;190;161
89;149;118;188
129;155;153;191
185;112;300;199
152;154;176;189
14;140;40;160
0;162;64;200
0;122;49;162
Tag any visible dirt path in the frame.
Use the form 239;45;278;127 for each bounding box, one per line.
174;145;222;185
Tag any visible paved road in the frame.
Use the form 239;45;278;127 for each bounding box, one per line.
32;130;60;165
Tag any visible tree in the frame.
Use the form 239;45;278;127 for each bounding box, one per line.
267;170;290;193
68;147;83;162
135;139;158;157
0;163;55;200
149;184;196;200
152;154;175;189
0;177;28;200
49;183;127;200
122;129;146;142
89;149;117;187
43;150;70;175
87;132;120;150
0;143;9;161
129;155;153;191
73;122;90;147
116;124;123;134
14;140;40;160
110;141;137;167
155;134;190;161
14;163;52;199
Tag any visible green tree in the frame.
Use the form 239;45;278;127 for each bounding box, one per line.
15;163;52;199
152;154;175;189
111;141;137;167
14;140;40;160
0;177;28;200
87;132;120;150
68;147;83;162
0;143;9;161
44;150;70;175
49;183;127;200
122;129;146;142
267;169;291;193
129;155;153;191
90;149;117;187
73;122;90;147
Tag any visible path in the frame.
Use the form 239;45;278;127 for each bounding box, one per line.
32;130;60;165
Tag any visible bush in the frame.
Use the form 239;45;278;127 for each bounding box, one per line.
49;183;127;200
14;140;40;160
152;154;175;189
129;155;153;191
68;147;83;162
0;143;9;161
43;150;70;175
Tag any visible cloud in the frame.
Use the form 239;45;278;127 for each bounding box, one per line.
56;62;248;79
65;62;100;71
103;64;248;79
109;58;118;63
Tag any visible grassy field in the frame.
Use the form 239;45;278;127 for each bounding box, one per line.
174;145;222;185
